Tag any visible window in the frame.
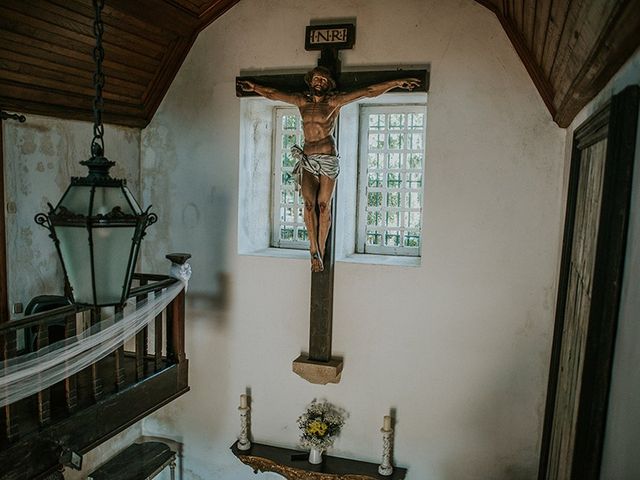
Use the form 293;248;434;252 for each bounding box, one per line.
261;101;427;260
271;107;308;249
356;105;426;256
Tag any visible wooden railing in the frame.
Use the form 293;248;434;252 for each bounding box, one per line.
0;264;189;480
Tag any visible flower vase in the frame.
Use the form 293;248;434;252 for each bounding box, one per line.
308;446;323;464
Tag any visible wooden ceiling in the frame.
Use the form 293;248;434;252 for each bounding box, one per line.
0;0;240;128
0;0;638;128
477;0;640;127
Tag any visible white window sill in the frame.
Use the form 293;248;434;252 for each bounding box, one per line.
240;247;310;260
239;248;421;267
338;253;421;267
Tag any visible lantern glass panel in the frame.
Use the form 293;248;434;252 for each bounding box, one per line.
56;226;93;304
92;186;135;216
58;185;92;215
92;226;136;305
123;187;143;214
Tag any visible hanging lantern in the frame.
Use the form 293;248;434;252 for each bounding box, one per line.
35;0;156;307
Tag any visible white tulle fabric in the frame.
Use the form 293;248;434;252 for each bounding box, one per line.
0;268;189;408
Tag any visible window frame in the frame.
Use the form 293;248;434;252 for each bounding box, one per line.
270;106;309;250
356;103;427;257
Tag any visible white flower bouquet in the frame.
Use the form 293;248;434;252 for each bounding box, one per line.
297;400;346;450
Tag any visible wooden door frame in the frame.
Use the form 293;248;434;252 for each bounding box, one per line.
538;85;639;480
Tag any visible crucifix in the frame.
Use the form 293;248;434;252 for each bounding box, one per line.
236;24;428;384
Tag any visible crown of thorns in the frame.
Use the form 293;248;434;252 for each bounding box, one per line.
305;67;336;90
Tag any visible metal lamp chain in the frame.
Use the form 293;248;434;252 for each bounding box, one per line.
91;0;105;157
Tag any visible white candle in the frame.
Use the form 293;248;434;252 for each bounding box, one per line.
240;394;248;409
383;415;391;430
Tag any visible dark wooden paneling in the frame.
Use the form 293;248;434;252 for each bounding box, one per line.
0;119;8;324
476;0;640;127
0;0;240;128
532;0;552;64
548;1;617;96
554;0;640;127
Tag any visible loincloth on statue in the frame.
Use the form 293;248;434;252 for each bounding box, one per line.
290;145;340;189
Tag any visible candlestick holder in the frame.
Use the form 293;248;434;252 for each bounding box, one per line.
378;424;393;476
237;401;251;451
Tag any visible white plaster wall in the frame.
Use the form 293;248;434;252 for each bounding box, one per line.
567;49;640;480
2;114;141;311
141;1;566;479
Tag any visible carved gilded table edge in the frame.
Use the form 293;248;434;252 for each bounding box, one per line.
235;452;377;480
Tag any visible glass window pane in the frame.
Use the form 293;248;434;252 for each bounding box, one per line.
368;153;383;169
367;211;383;226
368;172;383;187
388;133;403;150
404;232;420;247
369;133;385;150
282;172;295;186
281;190;294;205
388;153;401;169
387;192;401;208
282;152;295;167
408;113;424;129
368;192;382;207
407;173;422;188
283;133;297;149
367;231;382;246
386;211;400;227
387;173;402;188
368;114;386;130
283;115;298;130
408;154;423;169
280;227;294;240
409;133;424;150
389;114;404;128
385;231;400;247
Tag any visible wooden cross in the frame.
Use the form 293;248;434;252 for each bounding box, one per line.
236;24;428;384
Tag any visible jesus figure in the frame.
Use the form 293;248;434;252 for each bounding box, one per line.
238;67;420;272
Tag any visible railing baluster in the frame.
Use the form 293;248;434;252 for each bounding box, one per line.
1;330;18;442
64;313;78;413
114;305;125;390
171;289;186;364
90;308;103;402
154;308;163;373
135;280;148;381
165;298;174;363
36;321;50;426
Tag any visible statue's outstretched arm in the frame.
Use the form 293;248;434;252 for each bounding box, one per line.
335;78;421;106
237;80;304;106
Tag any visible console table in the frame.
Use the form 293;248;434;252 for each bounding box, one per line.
231;441;407;480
